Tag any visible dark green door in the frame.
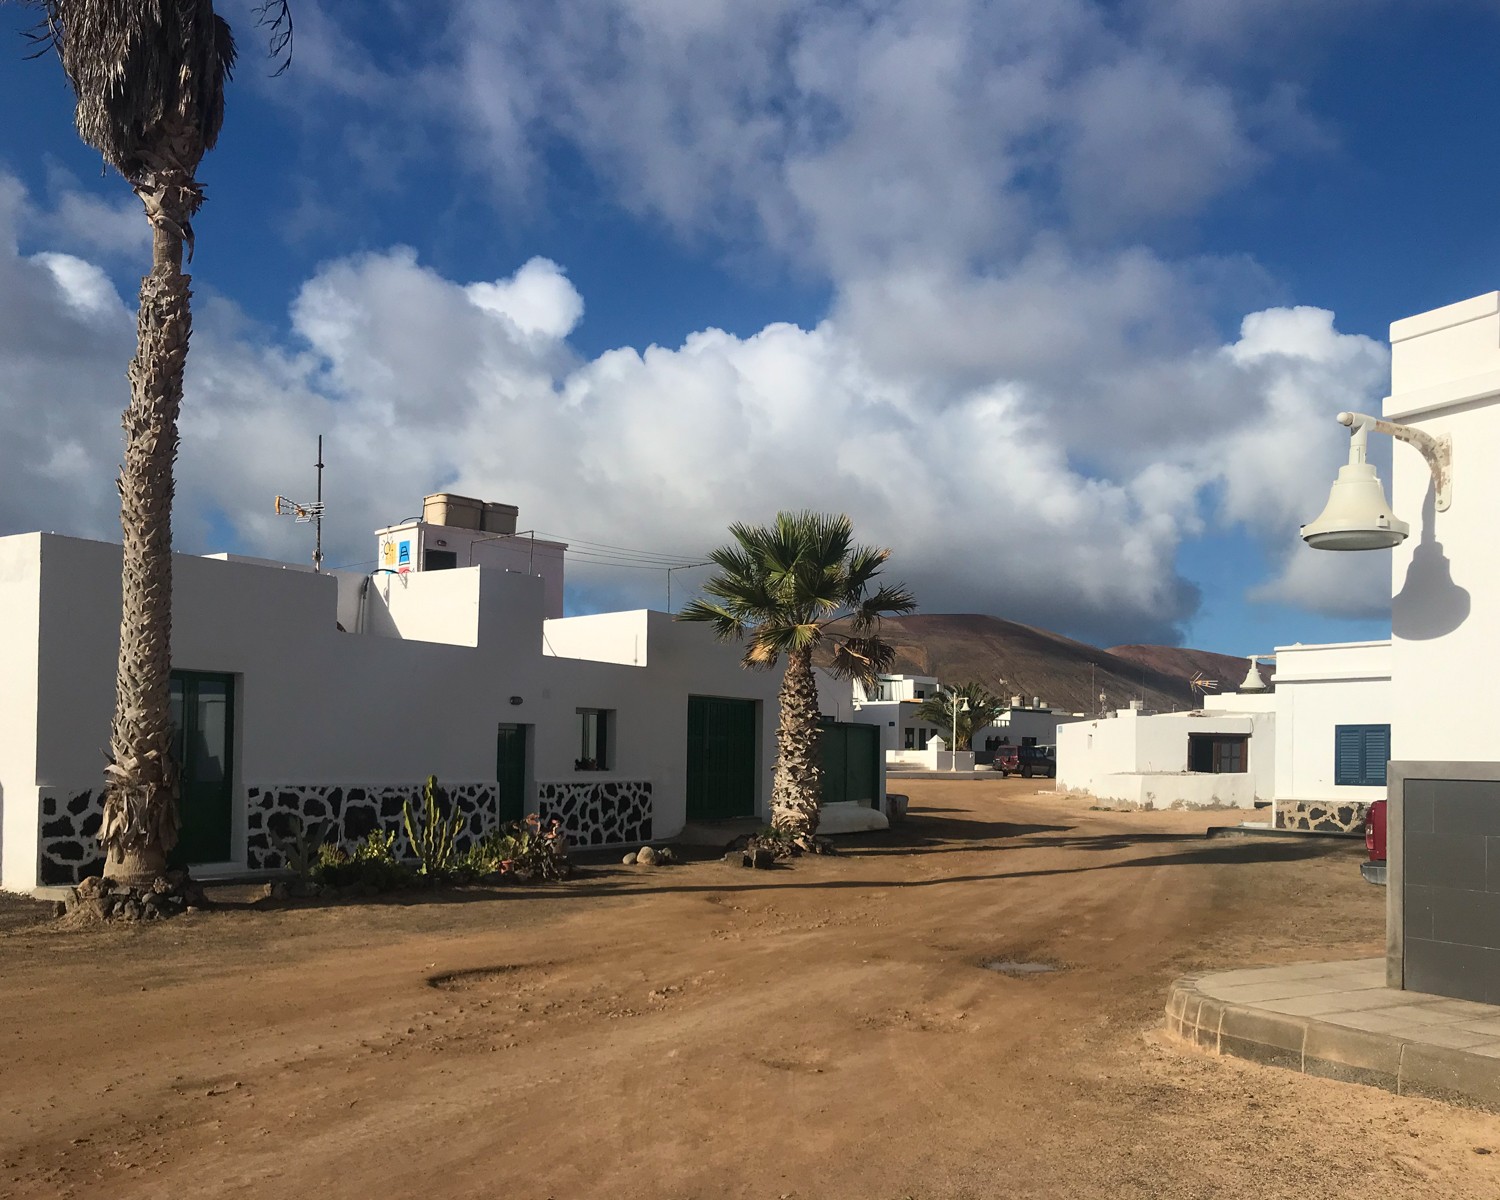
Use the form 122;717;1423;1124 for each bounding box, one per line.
686;697;757;820
497;723;530;822
169;671;235;865
820;720;880;808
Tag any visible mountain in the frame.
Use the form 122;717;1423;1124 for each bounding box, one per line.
830;613;1263;713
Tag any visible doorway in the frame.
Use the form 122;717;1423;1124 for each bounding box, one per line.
496;723;532;823
686;696;757;820
169;671;235;865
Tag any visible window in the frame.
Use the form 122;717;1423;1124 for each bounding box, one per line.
1188;733;1248;774
904;728;931;751
576;708;612;770
1335;724;1391;787
424;548;458;571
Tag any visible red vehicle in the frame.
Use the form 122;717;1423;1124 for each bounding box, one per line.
993;745;1056;779
1362;799;1387;885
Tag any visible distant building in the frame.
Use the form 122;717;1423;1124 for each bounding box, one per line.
1055;640;1391;829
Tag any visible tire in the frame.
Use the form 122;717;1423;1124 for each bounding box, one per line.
1021;766;1033;779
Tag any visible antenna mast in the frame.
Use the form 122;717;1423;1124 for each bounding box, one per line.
273;434;327;572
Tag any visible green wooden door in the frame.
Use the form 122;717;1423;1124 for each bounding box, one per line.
169;671;235;865
496;723;529;822
820;720;881;808
686;697;757;820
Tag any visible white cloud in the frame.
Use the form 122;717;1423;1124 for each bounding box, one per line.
0;1;1421;644
0;166;1396;645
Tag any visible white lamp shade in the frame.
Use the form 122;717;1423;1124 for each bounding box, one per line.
1301;462;1409;550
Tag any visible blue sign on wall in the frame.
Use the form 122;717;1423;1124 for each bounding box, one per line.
398;540;411;567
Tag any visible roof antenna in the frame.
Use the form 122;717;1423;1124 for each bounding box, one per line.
274;434;326;572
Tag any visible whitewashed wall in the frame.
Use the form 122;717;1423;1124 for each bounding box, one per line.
1269;641;1391;807
1055;707;1275;809
0;534;42;892
1;534;782;890
1386;294;1500;761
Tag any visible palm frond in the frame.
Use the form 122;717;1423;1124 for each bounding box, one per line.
693;511;916;684
676;598;747;642
255;0;292;75
826;635;898;686
847;581;917;632
19;0;253;191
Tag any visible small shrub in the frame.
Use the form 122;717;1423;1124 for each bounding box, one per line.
311;829;413;893
468;813;571;882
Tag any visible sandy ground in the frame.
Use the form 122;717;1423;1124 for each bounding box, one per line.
2;778;1498;1199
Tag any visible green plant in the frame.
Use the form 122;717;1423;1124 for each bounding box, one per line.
271;815;332;881
467;814;571;882
403;775;465;878
311;828;414;893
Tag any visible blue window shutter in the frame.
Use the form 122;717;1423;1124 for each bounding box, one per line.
1334;725;1364;786
1363;725;1391;786
1335;724;1391;786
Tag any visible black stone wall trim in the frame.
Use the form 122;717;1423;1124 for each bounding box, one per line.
246;782;498;870
536;780;652;848
36;778;661;883
38;789;105;886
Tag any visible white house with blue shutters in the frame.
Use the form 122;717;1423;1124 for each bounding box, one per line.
1055;639;1391;831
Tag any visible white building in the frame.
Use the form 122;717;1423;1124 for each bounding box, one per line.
973;697;1085;754
852;674;940;755
1055;641;1392;822
0;498;883;893
854;675;1082;772
1377;292;1500;1003
1056;698;1277;811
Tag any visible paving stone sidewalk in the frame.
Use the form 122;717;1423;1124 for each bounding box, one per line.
1167;958;1500;1111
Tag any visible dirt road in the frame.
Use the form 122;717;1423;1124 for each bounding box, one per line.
2;779;1497;1199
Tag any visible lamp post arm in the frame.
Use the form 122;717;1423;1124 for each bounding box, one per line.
1337;411;1452;512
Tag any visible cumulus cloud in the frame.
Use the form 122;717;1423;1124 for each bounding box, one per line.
0;1;1422;645
0;163;1393;645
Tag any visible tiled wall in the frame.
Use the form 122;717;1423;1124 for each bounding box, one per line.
1403;778;1500;1005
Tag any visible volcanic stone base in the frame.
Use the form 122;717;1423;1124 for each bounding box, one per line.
247;782;498;870
38;789;105;886
537;780;652;848
1275;800;1369;834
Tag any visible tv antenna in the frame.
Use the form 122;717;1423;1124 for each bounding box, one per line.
274;434;326;572
1189;671;1219;695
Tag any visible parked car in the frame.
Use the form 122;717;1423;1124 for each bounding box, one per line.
993;744;1056;779
1362;799;1387;885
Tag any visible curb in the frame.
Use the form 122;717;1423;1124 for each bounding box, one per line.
1165;976;1500;1112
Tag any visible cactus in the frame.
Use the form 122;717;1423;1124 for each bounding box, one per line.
271;815;333;881
402;775;465;877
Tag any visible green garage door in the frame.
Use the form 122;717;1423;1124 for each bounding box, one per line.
686;697;758;820
821;720;881;809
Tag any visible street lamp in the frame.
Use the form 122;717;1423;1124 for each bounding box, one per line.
1302;411;1453;551
950;691;969;772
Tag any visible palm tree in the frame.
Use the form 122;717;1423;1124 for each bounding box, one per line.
913;682;1008;751
680;512;915;843
18;1;289;885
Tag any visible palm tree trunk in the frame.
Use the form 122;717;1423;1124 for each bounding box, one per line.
770;646;823;840
98;185;193;885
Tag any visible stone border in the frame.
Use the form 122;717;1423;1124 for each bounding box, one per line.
1166;974;1500;1111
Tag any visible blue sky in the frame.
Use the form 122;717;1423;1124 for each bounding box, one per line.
1;0;1496;654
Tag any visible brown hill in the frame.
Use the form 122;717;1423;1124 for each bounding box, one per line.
1107;644;1270;694
829;614;1261;713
